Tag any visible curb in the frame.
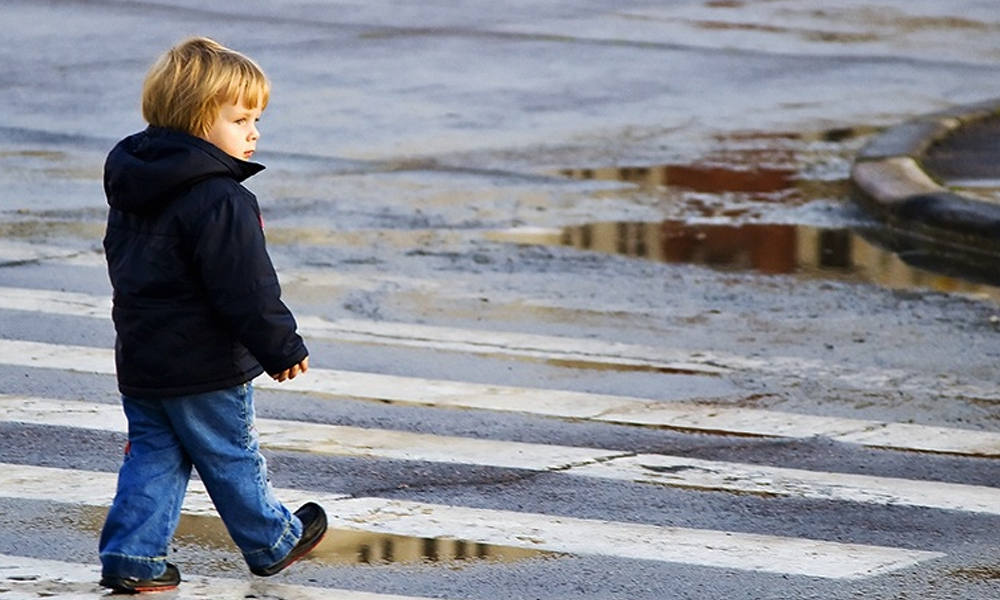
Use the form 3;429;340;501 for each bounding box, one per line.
850;98;1000;254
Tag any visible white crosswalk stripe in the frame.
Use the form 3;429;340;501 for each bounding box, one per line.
4;395;1000;516
0;337;999;457
0;240;103;268
0;285;725;375
0;395;623;472
0;463;943;580
6;280;1000;400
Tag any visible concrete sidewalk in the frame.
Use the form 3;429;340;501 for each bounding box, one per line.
851;99;1000;256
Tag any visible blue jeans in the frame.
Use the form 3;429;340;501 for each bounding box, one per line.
99;383;303;579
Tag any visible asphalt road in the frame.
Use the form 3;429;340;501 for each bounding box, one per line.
3;1;1000;598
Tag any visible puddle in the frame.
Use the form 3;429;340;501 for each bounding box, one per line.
534;155;1000;302
313;529;546;566
558;163;797;196
555;146;855;224
75;507;549;570
492;220;1000;304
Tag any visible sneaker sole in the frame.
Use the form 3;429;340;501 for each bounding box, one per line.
251;529;327;576
99;581;179;594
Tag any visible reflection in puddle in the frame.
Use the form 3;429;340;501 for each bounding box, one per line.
546;158;1000;302
76;507;548;570
494;220;1000;303
565;221;824;275
557;157;853;222
316;530;543;566
559;163;796;196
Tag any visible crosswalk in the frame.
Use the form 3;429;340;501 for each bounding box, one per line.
0;240;994;597
7;395;1000;514
0;461;943;581
4;335;1000;457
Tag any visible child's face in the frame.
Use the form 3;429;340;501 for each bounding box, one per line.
202;98;263;161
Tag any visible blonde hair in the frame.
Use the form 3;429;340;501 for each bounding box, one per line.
141;37;270;137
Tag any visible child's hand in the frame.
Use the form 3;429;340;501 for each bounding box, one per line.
271;357;309;382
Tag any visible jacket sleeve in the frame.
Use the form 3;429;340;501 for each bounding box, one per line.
187;185;308;375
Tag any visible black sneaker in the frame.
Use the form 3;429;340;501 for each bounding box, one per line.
100;562;181;594
251;502;328;577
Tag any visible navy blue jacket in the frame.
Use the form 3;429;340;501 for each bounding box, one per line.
103;127;308;398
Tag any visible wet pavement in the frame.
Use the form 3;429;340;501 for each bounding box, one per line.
5;1;1000;599
494;219;1000;303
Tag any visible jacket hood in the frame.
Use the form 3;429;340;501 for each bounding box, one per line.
104;127;264;214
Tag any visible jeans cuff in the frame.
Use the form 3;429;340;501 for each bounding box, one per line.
242;517;302;571
100;552;169;579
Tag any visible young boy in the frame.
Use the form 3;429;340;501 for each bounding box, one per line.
98;37;327;593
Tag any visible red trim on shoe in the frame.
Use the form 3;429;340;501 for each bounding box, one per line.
99;563;181;594
130;582;180;593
